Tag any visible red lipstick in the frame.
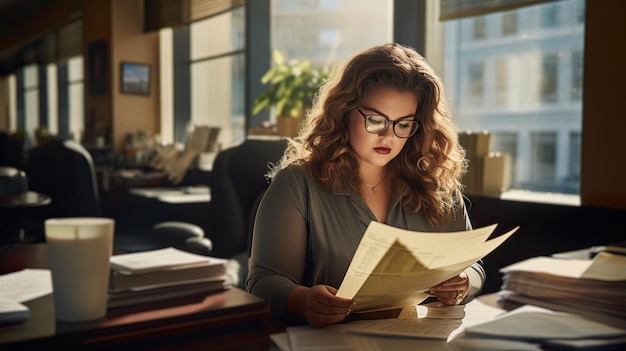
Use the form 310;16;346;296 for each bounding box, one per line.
374;147;391;155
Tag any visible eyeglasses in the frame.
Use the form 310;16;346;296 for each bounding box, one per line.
356;108;419;138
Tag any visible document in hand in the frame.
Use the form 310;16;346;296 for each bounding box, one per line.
336;221;517;312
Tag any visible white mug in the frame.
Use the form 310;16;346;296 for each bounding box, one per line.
45;217;114;322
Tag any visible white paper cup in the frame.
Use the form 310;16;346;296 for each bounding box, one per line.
45;217;114;322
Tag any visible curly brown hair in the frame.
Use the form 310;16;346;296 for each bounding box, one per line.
271;43;467;228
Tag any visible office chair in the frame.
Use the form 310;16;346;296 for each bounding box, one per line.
21;139;101;242
20;138;211;252
152;138;288;286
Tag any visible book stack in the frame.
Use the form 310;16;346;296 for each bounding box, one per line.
108;247;231;308
497;251;626;329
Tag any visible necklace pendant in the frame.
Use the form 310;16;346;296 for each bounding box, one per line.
371;186;377;193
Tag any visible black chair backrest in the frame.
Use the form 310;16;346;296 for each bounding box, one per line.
23;139;100;240
207;138;287;258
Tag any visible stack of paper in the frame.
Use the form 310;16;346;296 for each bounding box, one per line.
108;247;230;307
498;252;626;327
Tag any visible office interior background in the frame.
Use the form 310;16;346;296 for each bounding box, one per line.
0;0;624;211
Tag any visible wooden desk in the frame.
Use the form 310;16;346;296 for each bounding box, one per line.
0;244;271;351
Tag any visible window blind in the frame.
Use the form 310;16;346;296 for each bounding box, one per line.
440;0;554;20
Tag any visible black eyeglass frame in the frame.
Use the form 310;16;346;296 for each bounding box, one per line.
356;108;419;138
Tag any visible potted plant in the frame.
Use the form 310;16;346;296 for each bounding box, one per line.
252;50;331;137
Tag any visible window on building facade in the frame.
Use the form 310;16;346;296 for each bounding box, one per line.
473;17;486;40
571;51;583;101
540;53;558;103
541;3;559;28
568;132;581;186
495;58;508;106
531;131;557;185
441;0;585;197
467;62;484;107
502;12;517;35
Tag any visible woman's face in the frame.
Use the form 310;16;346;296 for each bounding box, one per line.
348;86;418;168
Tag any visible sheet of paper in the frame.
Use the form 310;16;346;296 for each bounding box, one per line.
345;318;463;340
582;252;626;281
464;304;626;340
499;256;592;278
286;325;382;351
286;324;457;351
448;338;542;351
270;332;291;351
342;302;464;340
501;252;626;282
158;193;211;204
0;296;29;323
282;299;542;351
336;222;517;312
110;247;225;274
0;268;52;303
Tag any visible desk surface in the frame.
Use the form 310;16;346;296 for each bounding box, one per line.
129;186;211;204
0;191;51;209
0;244;270;351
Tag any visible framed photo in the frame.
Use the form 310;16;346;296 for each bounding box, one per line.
120;62;151;96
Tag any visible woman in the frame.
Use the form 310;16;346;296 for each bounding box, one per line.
247;43;485;327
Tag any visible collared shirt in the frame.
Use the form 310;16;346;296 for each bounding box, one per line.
247;164;485;321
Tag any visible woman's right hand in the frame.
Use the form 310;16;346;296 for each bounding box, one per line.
289;285;355;327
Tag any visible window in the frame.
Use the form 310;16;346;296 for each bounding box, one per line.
440;0;585;196
571;51;583;101
190;6;246;148
67;57;84;141
266;0;392;127
271;0;392;66
541;3;559;28
495;58;508;106
467;62;484;107
568;132;581;186
531;132;556;185
540;54;558;103
502;12;517;35
473;18;486;40
22;64;40;140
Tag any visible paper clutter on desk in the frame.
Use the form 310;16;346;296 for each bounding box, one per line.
0;298;29;324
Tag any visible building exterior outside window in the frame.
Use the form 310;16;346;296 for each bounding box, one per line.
190;6;246;149
444;0;585;194
271;0;392;72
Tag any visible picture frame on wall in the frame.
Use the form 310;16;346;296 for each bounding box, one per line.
120;62;151;96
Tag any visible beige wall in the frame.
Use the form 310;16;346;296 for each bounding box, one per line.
83;0;160;153
580;0;626;210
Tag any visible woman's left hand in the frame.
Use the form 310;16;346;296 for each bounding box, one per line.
428;272;469;305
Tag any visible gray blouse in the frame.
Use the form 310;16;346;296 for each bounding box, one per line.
247;164;485;320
